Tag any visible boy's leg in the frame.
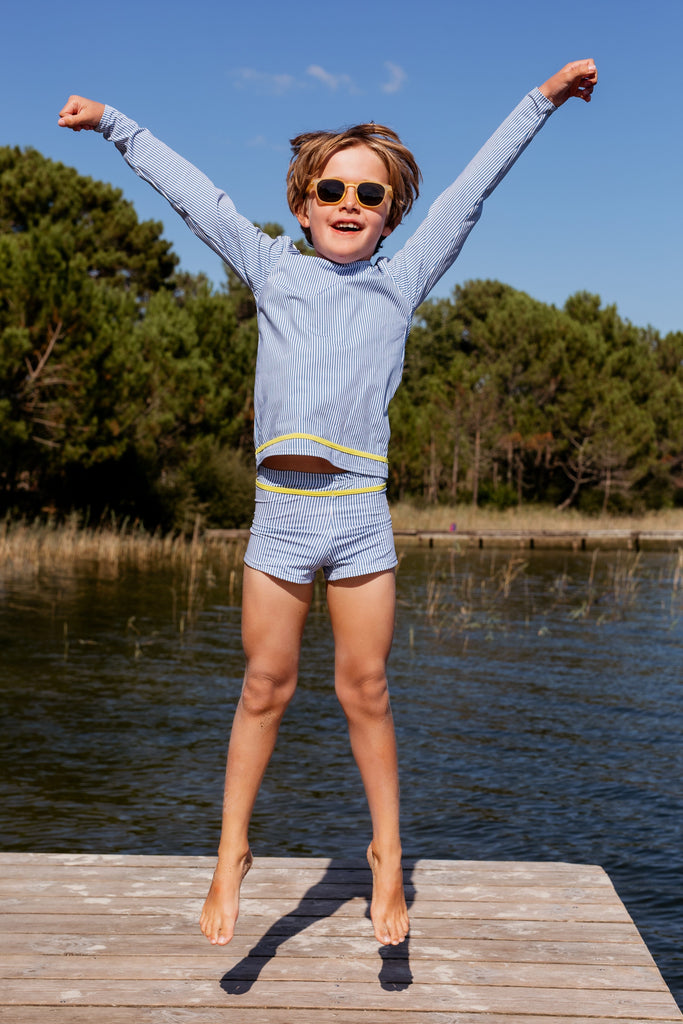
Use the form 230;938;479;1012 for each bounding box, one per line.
326;569;409;946
200;565;313;945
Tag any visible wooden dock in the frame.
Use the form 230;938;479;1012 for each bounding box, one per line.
0;852;680;1023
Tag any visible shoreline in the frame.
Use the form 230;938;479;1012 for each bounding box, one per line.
2;508;682;573
387;502;683;535
202;525;683;551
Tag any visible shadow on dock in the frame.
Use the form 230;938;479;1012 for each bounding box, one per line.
220;859;415;994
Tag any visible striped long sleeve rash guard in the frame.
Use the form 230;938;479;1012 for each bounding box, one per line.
97;88;555;478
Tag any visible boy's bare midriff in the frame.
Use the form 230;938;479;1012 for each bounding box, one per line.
261;454;344;473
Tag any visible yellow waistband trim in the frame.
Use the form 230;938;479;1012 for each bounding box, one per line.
255;433;389;464
256;481;387;497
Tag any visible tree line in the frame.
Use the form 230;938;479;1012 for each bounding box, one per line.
1;145;682;530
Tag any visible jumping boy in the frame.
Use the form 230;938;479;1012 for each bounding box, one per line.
59;59;597;948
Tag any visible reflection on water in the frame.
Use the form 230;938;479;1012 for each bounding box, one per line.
1;546;681;1001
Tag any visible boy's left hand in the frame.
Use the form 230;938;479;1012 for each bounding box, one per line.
539;60;598;107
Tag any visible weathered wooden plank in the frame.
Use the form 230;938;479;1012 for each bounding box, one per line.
0;869;619;906
1;1011;680;1024
1;978;680;1016
0;854;613;887
0;851;610;871
0;911;643;942
0;856;605;879
0;876;619;903
0;932;657;966
0;873;614;896
0;852;613;880
0;894;633;922
0;953;667;991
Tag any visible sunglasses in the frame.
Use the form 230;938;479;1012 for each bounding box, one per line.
307;178;393;209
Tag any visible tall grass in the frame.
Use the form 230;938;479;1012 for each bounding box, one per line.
0;515;246;574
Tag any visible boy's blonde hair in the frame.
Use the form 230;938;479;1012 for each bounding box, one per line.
287;123;421;245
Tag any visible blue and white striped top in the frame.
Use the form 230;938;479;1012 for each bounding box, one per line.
98;88;555;477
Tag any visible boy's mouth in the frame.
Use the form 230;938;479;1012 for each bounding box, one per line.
333;221;361;232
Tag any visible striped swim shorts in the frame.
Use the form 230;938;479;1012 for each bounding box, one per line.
244;468;397;584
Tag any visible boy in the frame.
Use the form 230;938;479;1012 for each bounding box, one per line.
59;58;597;948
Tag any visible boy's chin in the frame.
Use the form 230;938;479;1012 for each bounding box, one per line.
315;237;377;264
320;251;373;265
309;222;383;261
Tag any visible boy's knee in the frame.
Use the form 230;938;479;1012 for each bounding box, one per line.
241;666;297;716
336;666;390;715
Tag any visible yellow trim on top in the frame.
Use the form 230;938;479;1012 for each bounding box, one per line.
255;433;389;464
256;481;386;497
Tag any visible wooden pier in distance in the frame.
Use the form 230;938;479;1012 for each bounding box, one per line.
393;528;683;551
206;527;683;551
0;852;681;1023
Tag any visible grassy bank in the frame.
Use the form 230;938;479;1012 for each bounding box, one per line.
389;502;683;534
2;505;683;575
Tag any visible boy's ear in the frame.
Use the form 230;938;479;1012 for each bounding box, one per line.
295;203;310;230
381;224;393;238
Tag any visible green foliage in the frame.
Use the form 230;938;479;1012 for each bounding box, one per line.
0;146;177;293
1;146;681;524
185;440;254;529
396;280;681;510
0;147;255;529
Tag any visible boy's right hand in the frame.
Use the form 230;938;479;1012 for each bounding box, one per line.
538;61;598;107
58;96;105;131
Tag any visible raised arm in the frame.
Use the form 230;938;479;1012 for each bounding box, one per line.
57;95;286;295
388;59;598;310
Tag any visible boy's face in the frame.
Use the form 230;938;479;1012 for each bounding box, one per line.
296;144;393;264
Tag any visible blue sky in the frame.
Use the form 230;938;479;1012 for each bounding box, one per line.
4;0;682;335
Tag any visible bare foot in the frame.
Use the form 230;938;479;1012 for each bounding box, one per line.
367;842;409;945
199;848;253;945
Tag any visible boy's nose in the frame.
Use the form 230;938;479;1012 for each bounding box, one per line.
341;185;360;209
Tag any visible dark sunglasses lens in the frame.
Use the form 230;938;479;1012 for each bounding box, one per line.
316;179;346;203
357;182;386;207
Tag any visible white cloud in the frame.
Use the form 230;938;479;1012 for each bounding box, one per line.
232;68;299;95
381;61;407;94
231;63;376;97
306;65;357;92
246;135;287;152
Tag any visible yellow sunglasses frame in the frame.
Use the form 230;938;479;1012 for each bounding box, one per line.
307;178;394;209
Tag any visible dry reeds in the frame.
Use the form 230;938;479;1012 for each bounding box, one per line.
0;515;246;577
1;515;249;632
389;501;683;535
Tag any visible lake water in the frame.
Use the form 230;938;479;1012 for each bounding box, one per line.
1;544;681;1003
